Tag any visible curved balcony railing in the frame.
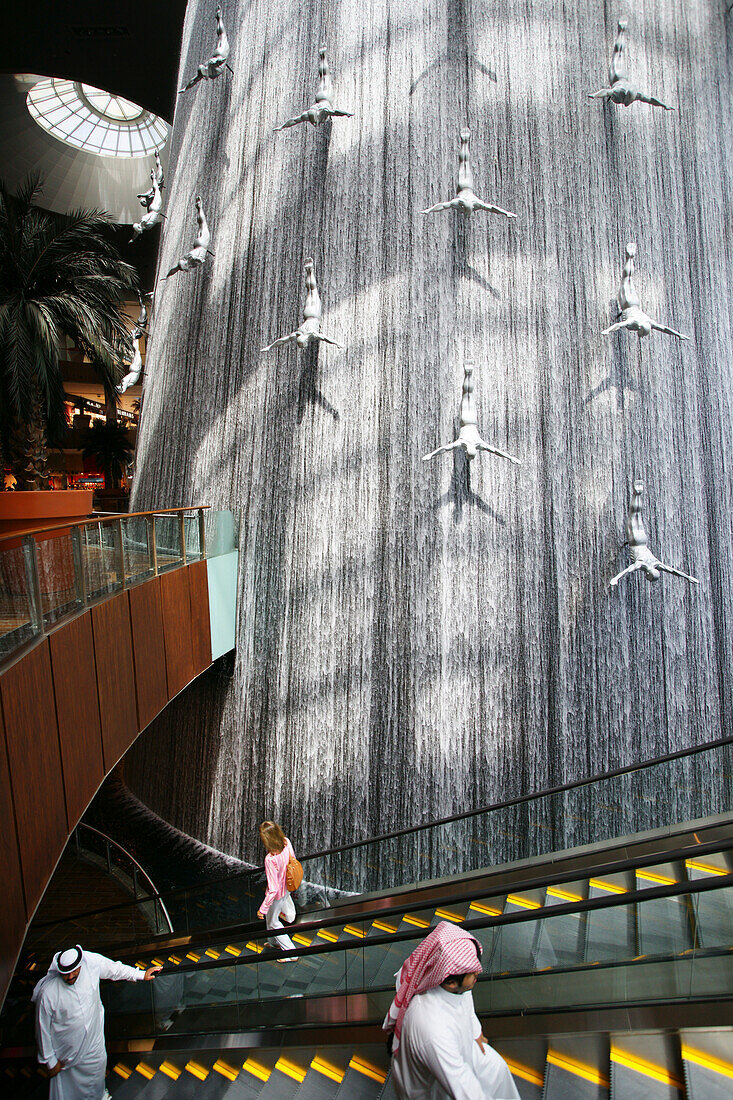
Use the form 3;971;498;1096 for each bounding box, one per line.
0;506;210;667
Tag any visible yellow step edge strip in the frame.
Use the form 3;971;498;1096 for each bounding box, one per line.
681;1045;733;1080
243;1057;271;1082
506;894;542;910
167;954;181;965
311;1056;345;1083
343;924;366;938
349;1055;387;1083
150;958;164;967
547;1050;610;1087
610;1048;682;1088
159;1061;181;1080
502;1057;544;1087
469;901;502;915
185;951;200;962
293;933;313;946
317;928;339;942
434;908;464;922
686;859;727;876
213;1059;239;1081
245;941;264;953
546;887;583;902
225;945;241;956
373;919;398;933
275;1057;307;1083
135;1062;156;1080
113;1064;132;1080
184;1060;209;1081
636;869;677;885
588;878;627;894
402;914;430;928
204;948;220;959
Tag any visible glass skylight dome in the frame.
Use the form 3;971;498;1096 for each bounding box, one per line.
27;78;168;158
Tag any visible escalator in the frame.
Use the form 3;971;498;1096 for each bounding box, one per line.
4;740;733;1097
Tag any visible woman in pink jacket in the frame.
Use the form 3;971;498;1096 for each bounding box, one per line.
256;821;297;952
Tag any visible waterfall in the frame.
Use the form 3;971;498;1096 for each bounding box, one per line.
126;0;733;872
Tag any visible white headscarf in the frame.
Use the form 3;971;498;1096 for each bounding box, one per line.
31;946;84;1003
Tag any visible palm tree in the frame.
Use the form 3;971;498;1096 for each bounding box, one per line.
0;174;138;489
82;420;135;490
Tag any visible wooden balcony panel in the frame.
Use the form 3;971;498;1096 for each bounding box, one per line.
0;705;27;997
160;568;195;698
188;559;212;676
0;641;68;914
91;593;138;769
128;579;168;730
48;615;105;831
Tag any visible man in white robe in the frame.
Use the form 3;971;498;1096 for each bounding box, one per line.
383;922;519;1099
32;945;161;1100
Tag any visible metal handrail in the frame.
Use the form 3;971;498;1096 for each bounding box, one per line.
0;505;210;546
74;824;173;934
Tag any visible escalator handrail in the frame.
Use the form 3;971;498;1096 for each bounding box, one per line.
103;830;733;960
111;869;733;977
40;733;733;924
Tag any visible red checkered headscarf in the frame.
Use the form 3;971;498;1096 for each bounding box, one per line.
383;921;482;1051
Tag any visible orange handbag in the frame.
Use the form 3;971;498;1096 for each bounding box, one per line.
285;854;303;892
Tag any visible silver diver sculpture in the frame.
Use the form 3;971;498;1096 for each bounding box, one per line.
166;197;213;278
589;20;673;110
130;171;163;242
602;243;689;341
422;364;520;466
610;481;698;588
261;259;342;352
423;129;517;220
118;333;142;394
180;6;232;92
137;151;164;209
274;46;352;130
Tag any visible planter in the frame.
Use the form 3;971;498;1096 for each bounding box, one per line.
0;489;95;538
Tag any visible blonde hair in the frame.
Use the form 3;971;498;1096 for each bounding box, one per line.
259;820;287;854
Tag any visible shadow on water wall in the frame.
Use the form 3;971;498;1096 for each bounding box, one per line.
123;0;733;872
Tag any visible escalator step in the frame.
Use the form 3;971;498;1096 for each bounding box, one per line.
681;1039;733;1099
543;1051;609;1099
609;1053;682;1098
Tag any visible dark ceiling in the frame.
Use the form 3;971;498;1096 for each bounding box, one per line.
0;1;188;122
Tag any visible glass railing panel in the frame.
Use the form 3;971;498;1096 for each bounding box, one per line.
82;521;122;599
205;509;237;558
121;515;153;585
153;514;183;572
183;513;202;561
34;530;83;629
0;539;39;658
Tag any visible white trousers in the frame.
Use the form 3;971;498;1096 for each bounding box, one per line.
266;892;296;951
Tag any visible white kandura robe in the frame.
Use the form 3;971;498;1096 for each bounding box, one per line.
33;952;145;1100
389;986;520;1100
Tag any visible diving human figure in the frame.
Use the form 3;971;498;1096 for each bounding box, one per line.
609;481;698;588
261;259;342;352
137;151;164;209
423;364;520;466
167;197;212;278
274;46;352;130
118;334;142;394
130;172;163;241
423;129;517;219
589;21;673;109
602;243;689;341
180;6;232;92
134;291;152;335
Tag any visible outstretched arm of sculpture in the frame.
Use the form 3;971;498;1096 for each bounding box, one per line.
657;562;699;584
261;332;297;352
609;561;645;587
650;320;690;340
422;440;462;461
473;199;518;219
477;441;521;465
329;107;353;117
422;199;457;214
273;111;310;131
588;87;616;100
601;317;633;335
314;333;343;348
635;91;674;111
180;69;204;93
